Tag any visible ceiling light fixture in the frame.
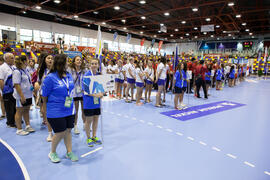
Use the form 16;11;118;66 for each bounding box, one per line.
164;12;170;16
140;31;143;34
139;0;146;4
252;36;254;38
141;16;146;20
160;23;164;26
181;21;186;24
195;36;198;38
102;22;106;25
114;6;120;10
123;27;127;30
236;14;241;18
211;35;214;37
186;33;189;36
194;27;198;30
223;30;227;33
154;35;157;38
121;19;126;23
245;29;249;32
206;18;211;22
158;30;161;33
93;11;99;14
22;10;27;14
192;8;198;12
35;5;41;9
54;0;61;4
242;22;247;26
170;34;174;37
249;32;253;35
175;29;179;31
228;2;234;6
73;15;79;18
228;34;232;36
142;26;146;28
180;37;183;39
216;25;220;28
87;24;90;27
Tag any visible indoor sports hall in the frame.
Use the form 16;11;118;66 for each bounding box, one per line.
0;1;270;180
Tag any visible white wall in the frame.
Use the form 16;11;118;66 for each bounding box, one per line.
0;12;158;52
163;42;198;55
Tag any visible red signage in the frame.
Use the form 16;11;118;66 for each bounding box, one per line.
158;41;163;53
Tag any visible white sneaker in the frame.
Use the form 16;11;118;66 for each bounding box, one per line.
74;125;80;134
30;105;33;111
36;105;40;109
16;129;29;136
25;125;35;133
47;133;53;142
181;103;186;107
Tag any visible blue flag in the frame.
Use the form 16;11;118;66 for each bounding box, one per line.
173;46;178;71
113;32;118;41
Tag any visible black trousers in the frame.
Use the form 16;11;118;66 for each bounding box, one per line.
195;78;208;98
3;93;16;126
189;74;195;93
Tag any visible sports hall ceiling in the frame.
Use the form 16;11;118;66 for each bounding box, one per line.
0;0;270;43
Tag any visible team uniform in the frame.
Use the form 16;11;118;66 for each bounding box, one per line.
126;63;136;84
67;68;84;101
174;70;183;94
144;67;154;84
115;65;125;84
12;68;33;107
157;63;166;86
135;67;144;87
42;72;75;133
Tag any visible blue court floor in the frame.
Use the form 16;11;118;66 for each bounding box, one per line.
0;78;270;180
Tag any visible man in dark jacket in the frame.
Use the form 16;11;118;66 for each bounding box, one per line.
195;60;208;99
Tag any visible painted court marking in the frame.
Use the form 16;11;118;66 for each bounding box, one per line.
107;112;268;177
0;138;30;180
81;147;103;158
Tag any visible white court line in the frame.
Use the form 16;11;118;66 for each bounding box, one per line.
264;171;270;176
212;147;221;152
176;132;183;136
132;117;137;120
0;138;30;180
117;113;121;116
124;115;129;118
244;161;255;168
139;120;145;123
148;122;154;126
111;112;114;114
226;154;237;159
103;110;107;112
187;137;195;141
199;141;207;146
166;128;173;132
156;125;163;129
81;147;103;158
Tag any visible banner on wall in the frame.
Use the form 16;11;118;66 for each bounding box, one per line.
77;46;96;53
126;34;131;43
151;39;155;48
140;38;145;46
64;51;82;59
113;32;118;42
201;24;214;32
24;41;56;50
158;40;163;53
160;25;167;33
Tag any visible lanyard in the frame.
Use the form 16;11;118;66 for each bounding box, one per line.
75;71;82;84
62;77;70;96
21;69;31;84
8;65;14;71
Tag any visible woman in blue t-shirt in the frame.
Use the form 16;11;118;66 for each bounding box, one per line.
42;54;78;163
82;58;104;147
173;64;183;110
215;65;223;90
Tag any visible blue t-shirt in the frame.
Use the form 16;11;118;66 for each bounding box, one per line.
205;71;211;81
181;70;187;87
42;72;75;118
229;69;235;79
216;69;222;81
82;70;101;110
174;70;183;88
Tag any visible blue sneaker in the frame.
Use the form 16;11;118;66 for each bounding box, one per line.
87;138;94;147
92;137;102;145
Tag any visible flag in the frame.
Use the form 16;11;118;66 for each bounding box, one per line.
140;38;145;46
95;25;103;71
151;39;155;48
113;32;118;42
173;46;178;71
30;51;37;62
158;41;163;53
264;47;268;63
126;34;131;43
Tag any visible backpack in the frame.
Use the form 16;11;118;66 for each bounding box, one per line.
3;74;13;94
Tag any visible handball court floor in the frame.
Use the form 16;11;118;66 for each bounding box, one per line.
0;77;270;180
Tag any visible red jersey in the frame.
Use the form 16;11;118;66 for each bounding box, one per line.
195;64;208;80
192;63;197;73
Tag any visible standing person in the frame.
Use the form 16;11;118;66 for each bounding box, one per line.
107;60;117;98
68;56;86;134
195;60;208;99
82;58;103;147
0;53;16;128
144;60;154;103
27;59;36;110
155;57;167;107
13;56;35;135
115;60;125;99
205;64;212;96
216;65;223;90
180;62;188;107
173;64;183;110
125;57;136;103
187;58;194;93
36;53;54;142
229;65;235;87
135;61;145;106
42;54;78;163
0;55;6;120
162;61;170;103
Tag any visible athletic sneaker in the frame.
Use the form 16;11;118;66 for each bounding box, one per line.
16;129;29;136
30;105;33;111
92;137;102;145
47;133;53;142
66;152;78;162
181;103;186;107
74;125;80;134
48;152;61;163
25;125;35;133
87;138;94;147
8;124;17;128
